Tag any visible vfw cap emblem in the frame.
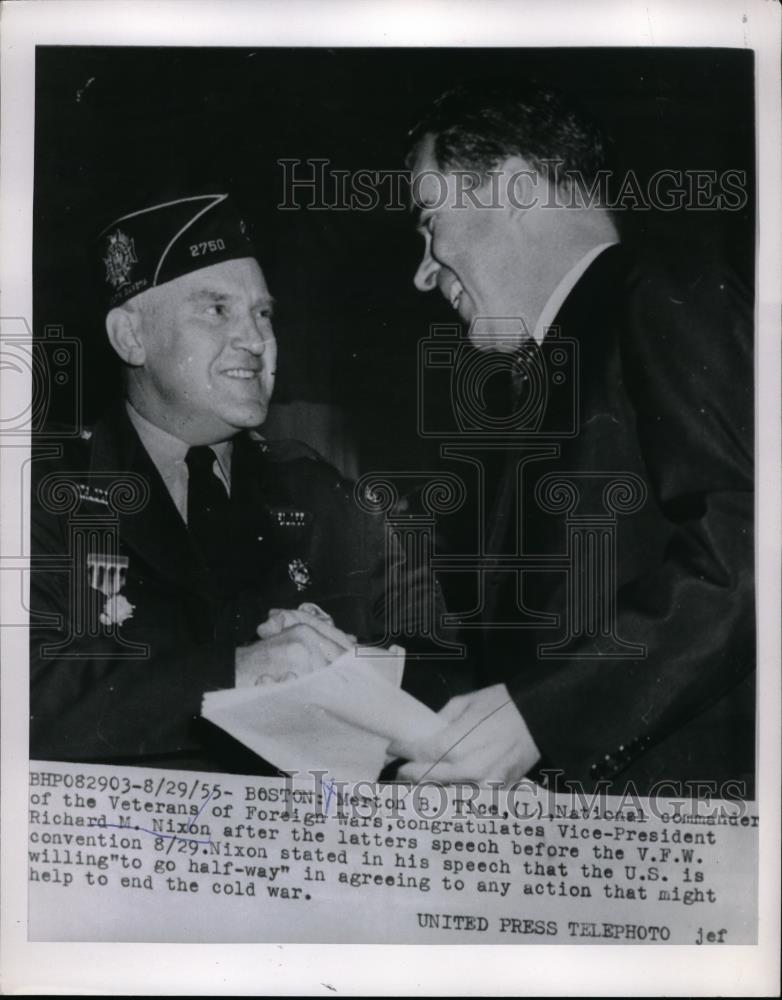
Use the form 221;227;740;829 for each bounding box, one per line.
103;228;138;289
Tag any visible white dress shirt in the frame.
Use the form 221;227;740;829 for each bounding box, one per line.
126;402;232;524
532;241;619;345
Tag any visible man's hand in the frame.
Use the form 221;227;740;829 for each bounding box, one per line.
256;606;356;647
394;684;541;784
234;606;356;687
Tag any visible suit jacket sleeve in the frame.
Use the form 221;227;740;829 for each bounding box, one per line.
510;260;755;785
29;494;236;762
305;466;471;709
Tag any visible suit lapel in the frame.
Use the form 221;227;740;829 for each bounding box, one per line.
481;245;625;623
229;435;319;605
227;434;273;583
88;404;213;598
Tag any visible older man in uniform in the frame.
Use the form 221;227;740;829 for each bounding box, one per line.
29;190;450;773
394;82;755;796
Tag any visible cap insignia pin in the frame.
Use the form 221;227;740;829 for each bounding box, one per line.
103;228;139;289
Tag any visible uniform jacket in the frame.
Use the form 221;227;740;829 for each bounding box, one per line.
29;404;456;772
477;244;755;795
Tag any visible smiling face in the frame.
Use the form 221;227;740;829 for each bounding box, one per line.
411;134;535;351
123;257;277;444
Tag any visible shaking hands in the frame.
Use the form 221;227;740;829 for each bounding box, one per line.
235;604;356;687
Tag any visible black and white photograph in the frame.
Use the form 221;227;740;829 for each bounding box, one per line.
1;0;780;994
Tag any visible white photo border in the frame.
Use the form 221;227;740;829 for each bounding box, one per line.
1;0;779;995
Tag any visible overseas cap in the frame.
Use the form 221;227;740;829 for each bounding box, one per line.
98;191;257;310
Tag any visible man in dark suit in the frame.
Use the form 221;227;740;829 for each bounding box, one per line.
395;82;754;796
29;189;449;773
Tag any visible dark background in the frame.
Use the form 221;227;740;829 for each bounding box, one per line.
34;47;755;472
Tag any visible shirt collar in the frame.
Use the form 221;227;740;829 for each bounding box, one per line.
532;241;619;345
125;402;233;484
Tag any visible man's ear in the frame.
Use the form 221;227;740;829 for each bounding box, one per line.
502;155;545;215
106;305;145;366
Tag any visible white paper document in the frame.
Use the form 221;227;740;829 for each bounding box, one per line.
201;645;445;780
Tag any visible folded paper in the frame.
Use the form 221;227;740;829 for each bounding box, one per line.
201;645;446;781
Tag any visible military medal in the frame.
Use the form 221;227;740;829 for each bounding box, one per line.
87;552;135;626
99;593;135;627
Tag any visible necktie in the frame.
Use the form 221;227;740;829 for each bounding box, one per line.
185;445;231;573
479;340;542;515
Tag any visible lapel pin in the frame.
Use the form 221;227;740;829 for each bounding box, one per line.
288;558;311;592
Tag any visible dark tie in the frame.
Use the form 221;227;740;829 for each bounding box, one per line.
185;445;231;573
480;340;542;516
510;336;542;399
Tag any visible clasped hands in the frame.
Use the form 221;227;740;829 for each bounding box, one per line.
235;604;355;687
235;609;541;785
